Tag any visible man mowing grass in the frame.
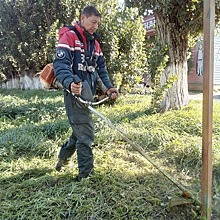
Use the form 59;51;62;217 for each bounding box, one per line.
53;5;118;181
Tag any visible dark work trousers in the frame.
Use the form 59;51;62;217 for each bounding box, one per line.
58;91;94;177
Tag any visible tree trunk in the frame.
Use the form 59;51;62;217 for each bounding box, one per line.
159;59;189;112
155;13;189;112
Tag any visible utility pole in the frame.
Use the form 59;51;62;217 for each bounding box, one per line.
201;0;215;219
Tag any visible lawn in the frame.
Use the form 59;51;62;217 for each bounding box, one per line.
0;89;220;220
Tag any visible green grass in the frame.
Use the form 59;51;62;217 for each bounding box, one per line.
0;89;220;219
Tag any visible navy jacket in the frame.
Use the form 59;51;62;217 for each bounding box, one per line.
53;22;113;95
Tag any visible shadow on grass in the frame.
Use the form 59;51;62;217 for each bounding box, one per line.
0;119;69;162
0;167;54;186
0;165;202;220
0;99;64;121
106;107;155;125
213;162;220;184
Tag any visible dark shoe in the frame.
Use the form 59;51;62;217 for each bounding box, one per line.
74;175;89;182
74;175;82;182
74;171;94;182
55;158;68;171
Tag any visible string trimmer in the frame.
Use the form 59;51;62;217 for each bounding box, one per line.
39;63;202;212
73;94;201;206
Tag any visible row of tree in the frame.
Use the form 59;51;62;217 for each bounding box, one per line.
1;0;220;111
0;0;147;91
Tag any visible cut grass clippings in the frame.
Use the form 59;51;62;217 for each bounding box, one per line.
0;89;220;220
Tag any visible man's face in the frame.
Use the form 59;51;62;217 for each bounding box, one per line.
81;14;101;35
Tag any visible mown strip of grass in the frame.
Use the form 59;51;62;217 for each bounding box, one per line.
0;89;220;219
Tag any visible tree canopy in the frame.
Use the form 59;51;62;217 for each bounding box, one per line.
125;0;220;111
2;0;219;111
0;0;147;91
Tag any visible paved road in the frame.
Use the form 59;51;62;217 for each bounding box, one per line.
189;92;220;102
213;94;220;102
